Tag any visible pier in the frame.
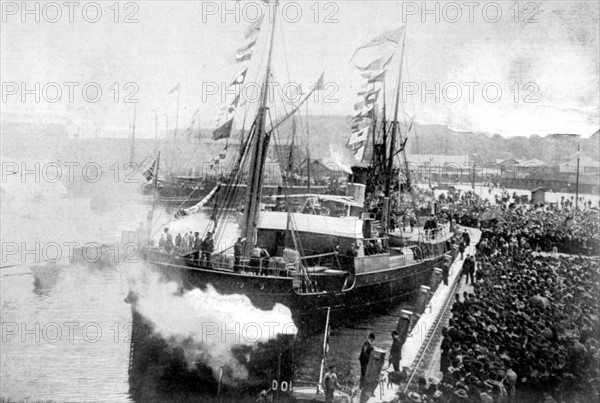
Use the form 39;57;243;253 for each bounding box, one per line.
367;227;481;402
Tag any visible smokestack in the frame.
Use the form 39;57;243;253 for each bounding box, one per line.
347;166;368;208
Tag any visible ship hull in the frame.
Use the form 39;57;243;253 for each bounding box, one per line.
135;250;444;328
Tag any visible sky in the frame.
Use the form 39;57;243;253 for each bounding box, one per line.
1;0;599;138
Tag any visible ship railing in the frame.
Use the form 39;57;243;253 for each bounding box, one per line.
362;236;389;255
187;254;295;277
299;251;339;269
421;222;452;241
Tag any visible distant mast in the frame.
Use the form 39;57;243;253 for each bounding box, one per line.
241;1;279;254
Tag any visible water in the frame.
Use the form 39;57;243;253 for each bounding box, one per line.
0;195;414;402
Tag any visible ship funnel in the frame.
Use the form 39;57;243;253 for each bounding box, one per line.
347;166;368;205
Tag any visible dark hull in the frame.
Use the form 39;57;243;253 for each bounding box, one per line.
127;251;443;401
137;250;444;327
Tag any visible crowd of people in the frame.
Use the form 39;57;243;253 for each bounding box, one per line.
394;200;599;402
437;190;599;256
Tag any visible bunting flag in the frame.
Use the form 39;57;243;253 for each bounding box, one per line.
235;44;255;63
352;26;405;58
244;16;263;38
368;70;386;83
354;143;366;161
365;89;381;104
361;71;374;80
354;101;365;111
168;83;181;95
213;118;233;140
209;145;229;168
229;69;247;86
237;38;257;54
142;158;157;182
349;126;370;145
358;57;385;72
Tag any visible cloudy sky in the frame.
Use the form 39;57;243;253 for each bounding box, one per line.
2;0;598;138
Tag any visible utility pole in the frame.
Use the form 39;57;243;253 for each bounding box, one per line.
575;143;580;210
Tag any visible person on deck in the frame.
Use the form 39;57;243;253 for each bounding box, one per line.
175;233;182;248
233;237;245;273
192;232;201;261
163;228;173;253
200;232;215;267
250;244;262;275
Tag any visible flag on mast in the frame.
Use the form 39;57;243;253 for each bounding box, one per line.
168;83;180;94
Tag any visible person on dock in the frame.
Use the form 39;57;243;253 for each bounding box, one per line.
442;255;451;286
359;333;375;389
467;255;476;284
459;255;471;285
458;239;466;260
323;365;341;403
175;232;182;248
389;331;402;372
461;230;471;256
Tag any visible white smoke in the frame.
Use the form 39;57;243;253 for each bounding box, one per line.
127;264;297;384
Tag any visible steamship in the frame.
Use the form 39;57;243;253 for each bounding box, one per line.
127;9;452;327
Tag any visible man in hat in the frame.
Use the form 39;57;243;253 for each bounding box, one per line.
200;232;215;267
359;333;375;389
233;237;245;273
192;232;202;263
389;331;402;372
323;365;341;403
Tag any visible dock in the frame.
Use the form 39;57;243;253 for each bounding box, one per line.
367;227;481;403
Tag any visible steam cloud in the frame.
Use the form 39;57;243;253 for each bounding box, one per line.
127;264;297;384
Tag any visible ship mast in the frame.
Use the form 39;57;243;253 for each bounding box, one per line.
382;30;406;232
241;1;279;255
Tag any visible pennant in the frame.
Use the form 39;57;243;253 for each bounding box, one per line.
368;70;386;83
213;118;233;140
353;26;404;56
349;126;370;145
168;83;181;95
314;71;325;91
230;69;247;86
244;16;263;38
365;89;381;105
354;101;364;111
